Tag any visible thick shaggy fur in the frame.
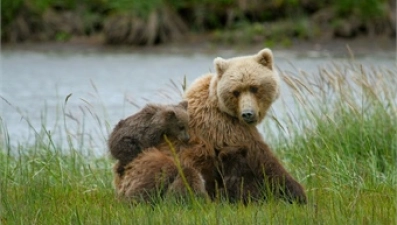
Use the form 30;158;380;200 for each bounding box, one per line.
115;49;307;204
114;147;207;202
108;101;190;175
182;48;307;203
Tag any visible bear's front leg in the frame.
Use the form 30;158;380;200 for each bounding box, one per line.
252;141;307;204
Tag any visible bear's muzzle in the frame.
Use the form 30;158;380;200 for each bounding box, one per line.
241;109;257;124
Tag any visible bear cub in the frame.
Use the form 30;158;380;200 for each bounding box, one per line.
108;101;190;175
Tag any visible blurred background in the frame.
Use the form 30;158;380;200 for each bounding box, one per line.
2;0;396;47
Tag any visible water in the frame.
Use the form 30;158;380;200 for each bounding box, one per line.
1;46;395;155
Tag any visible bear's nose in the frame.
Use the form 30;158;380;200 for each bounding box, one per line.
180;133;190;142
241;110;256;123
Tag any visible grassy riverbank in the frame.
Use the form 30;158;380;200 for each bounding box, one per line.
2;0;395;46
1;62;396;224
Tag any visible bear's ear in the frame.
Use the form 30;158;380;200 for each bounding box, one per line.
178;100;188;110
214;57;229;78
256;48;273;70
162;108;176;121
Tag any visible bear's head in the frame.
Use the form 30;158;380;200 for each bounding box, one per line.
210;48;280;125
161;100;190;143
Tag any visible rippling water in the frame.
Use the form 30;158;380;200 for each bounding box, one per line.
1;46;395;155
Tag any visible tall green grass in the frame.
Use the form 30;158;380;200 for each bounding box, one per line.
1;62;396;224
267;62;397;224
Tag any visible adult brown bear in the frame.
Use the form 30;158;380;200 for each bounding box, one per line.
181;48;307;203
114;48;307;204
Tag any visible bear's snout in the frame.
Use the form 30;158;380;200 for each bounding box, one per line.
241;109;257;124
238;92;259;124
179;132;190;143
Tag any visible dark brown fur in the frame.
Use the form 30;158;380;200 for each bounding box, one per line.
215;145;306;204
114;147;208;202
108;101;190;175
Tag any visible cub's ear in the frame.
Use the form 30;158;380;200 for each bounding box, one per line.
214;57;229;78
155;105;176;122
178;100;188;110
256;48;273;70
162;109;176;121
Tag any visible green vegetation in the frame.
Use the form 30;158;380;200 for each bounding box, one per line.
1;62;396;224
334;0;388;19
1;0;395;44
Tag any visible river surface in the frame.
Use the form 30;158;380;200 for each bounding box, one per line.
1;45;395;155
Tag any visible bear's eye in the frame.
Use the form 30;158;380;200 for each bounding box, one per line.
179;126;185;131
250;86;258;93
232;90;240;97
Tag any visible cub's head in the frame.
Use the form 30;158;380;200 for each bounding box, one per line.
210;48;280;125
161;100;190;143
